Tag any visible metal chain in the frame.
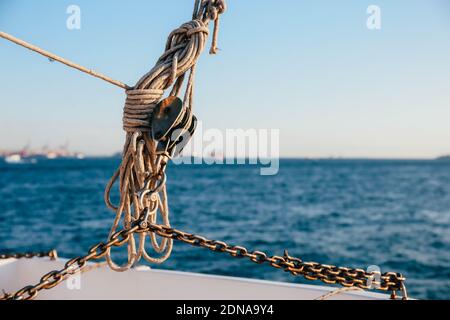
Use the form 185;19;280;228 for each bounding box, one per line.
0;225;138;301
0;220;407;301
0;250;58;261
144;222;408;299
0;0;409;302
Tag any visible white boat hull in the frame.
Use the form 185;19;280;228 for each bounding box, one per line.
0;258;390;300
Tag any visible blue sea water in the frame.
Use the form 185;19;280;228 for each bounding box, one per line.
0;158;449;299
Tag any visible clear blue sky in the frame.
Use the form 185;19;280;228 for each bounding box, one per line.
1;0;449;158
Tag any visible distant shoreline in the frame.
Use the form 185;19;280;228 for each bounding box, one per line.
3;154;450;162
14;155;448;161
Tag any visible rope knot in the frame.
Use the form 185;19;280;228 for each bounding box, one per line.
193;0;227;54
123;88;164;132
107;0;228;271
186;25;210;37
206;0;227;19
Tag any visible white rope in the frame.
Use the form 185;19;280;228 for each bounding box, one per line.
314;286;364;300
104;0;226;271
0;31;130;90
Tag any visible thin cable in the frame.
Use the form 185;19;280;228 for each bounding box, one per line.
0;31;130;90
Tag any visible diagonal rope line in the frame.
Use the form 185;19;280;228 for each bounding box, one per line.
0;31;130;90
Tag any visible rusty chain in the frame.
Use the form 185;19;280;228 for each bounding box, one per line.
0;225;138;301
144;222;407;299
0;250;58;261
0;0;410;302
0;219;407;301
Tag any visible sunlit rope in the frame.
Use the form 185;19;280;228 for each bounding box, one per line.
103;0;226;271
0;31;130;90
314;286;364;300
1;0;226;272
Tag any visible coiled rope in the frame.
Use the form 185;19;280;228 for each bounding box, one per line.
0;2;409;301
103;0;226;271
1;0;226;273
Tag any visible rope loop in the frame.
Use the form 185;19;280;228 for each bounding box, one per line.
107;0;226;271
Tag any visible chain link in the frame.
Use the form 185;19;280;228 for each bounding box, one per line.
0;226;138;301
143;223;407;297
0;249;58;261
0;220;407;301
